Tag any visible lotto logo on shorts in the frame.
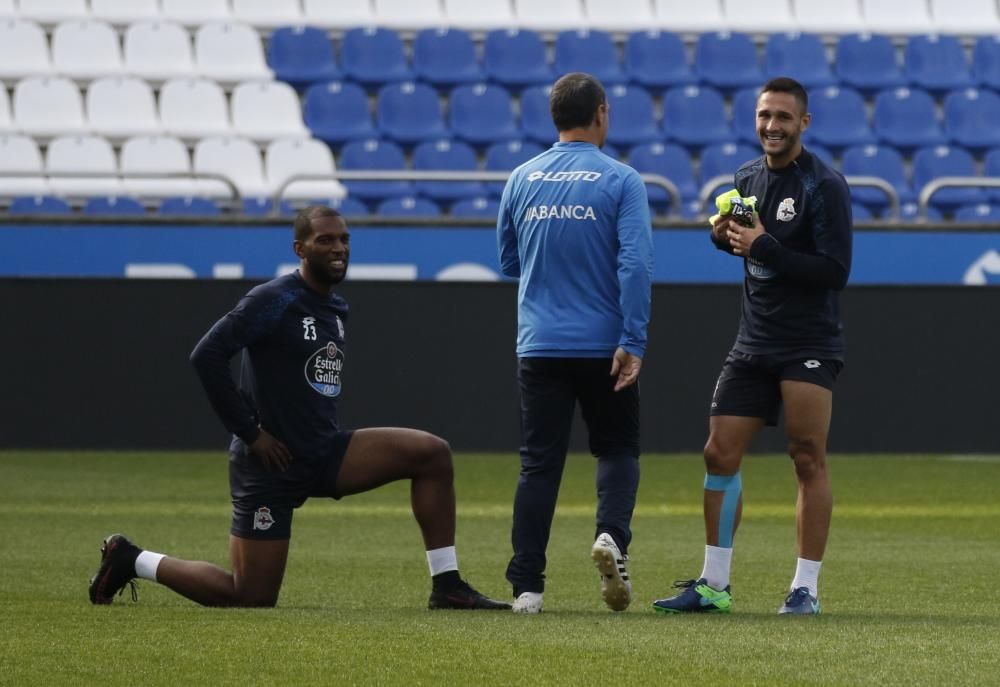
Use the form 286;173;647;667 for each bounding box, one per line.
253;507;275;531
804;360;821;369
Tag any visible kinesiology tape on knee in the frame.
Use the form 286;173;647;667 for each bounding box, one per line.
704;472;742;548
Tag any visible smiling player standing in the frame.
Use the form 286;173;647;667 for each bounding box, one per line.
652;77;853;616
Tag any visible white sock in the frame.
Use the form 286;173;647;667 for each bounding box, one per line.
700;545;733;590
426;546;458;577
135;551;165;581
791;557;822;597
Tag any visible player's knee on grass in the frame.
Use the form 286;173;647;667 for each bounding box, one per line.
703;437;742;475
788;436;826;480
414;433;453;479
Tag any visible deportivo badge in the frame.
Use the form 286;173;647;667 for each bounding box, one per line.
253;507;275;531
777;197;797;221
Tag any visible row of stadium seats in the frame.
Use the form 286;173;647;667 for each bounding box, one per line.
6;18;1000;93
4;0;999;35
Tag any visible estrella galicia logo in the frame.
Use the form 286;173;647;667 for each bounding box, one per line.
305;342;344;396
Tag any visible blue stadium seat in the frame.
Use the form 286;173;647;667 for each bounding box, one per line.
601;143;622;160
662;85;732;149
554;30;626;86
805;144;836;168
699;142;759;201
412;139;485;201
484;139;544;196
483;29;553;89
943;88;1000;154
242;197;296;216
873;87;946;151
520;85;558;145
912;145;986;213
605;84;660;148
449;83;519;146
159;197;222;216
694;32;762;92
851;203;873;221
973;36;1000;90
841;144;913;213
983;147;1000;201
954;203;1000;223
835;34;905;94
450;196;500;218
377;196;442;217
730;87;759;145
806;85;875;151
83;196;146;215
376;81;448;145
243;197;369;218
9;195;72;214
904;35;974;94
899;200;944;223
764;33;836;88
624;31;696;92
627;141;697;213
303;81;376;146
341;27;412;88
267;26;339;90
413;28;484;87
338;138;411;202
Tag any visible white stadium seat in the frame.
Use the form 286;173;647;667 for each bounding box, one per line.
0;0;15;16
443;0;516;29
87;76;160;140
124;21;196;83
654;0;726;32
374;0;446;29
514;0;586;30
861;0;933;34
0;134;50;196
159;78;231;140
584;0;655;32
0;19;51;81
46;134;123;197
13;76;87;138
231;0;304;29
193;136;270;198
161;0;231;27
195;22;273;85
266;138;347;201
120;135;201;198
0;84;10;131
51;20;124;80
231;80;308;143
302;0;375;28
18;0;88;24
792;0;865;34
929;0;1000;35
90;0;161;26
722;0;795;33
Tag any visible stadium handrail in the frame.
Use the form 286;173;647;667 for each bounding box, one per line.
0;170;240;200
918;177;1000;220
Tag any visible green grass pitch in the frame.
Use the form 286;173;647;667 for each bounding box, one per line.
2;451;998;686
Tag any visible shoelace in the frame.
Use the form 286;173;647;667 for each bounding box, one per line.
118;579;139;602
672;579;697;590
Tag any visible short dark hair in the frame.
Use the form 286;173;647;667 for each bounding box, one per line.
759;77;808;114
293;205;343;242
550;72;606;132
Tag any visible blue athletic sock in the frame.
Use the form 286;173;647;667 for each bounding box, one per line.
704;472;742;548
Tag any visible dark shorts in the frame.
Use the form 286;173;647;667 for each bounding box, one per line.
229;430;355;540
710;350;843;426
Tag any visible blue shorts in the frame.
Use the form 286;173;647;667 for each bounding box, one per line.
229;430;354;540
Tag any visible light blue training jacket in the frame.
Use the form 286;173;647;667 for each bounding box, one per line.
497;141;654;358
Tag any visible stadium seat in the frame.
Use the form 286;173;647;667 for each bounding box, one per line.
928;0;1000;35
662;85;732;149
267;26;340;90
860;0;933;34
835;33;906;94
341;27;412;88
912;145;986;212
328;196;370;216
694;32;762;92
627;141;697;213
898;200;943;222
764;33;836;89
161;0;230;26
943;88;1000;154
583;0;655;31
514;0;585;30
412;139;485;202
17;0;88;24
159;78;231;140
13;76;87;139
159;196;222;216
51;20;123;80
904;35;974;93
973;37;1000;90
193;136;270;198
120;135;200;198
0;84;12;132
729;87;760;145
983;148;1000;201
807;143;836;168
303;81;375;146
519;85;558;145
87;77;160;141
721;0;795;33
123;21;196;83
449;83;519;147
195;22;273;85
338;138;412;203
0;134;49;196
231;0;303;29
301;0;375;28
652;0;725;32
90;0;160;25
605;84;660;148
0;19;51;81
265;137;347;201
699;142;759;201
624;31;696;92
377;81;448;145
377;196;442;217
484;139;544;196
954;202;1000;223
241;196;298;216
554;30;626;86
374;0;446;29
443;0;516;29
451;196;501;219
873;87;946;151
413;29;484;88
9;195;72;214
806;86;875;151
82;195;146;216
231;80;308;143
851;203;873;221
46;135;123;197
841;144;912;212
792;0;866;34
483;29;553;89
